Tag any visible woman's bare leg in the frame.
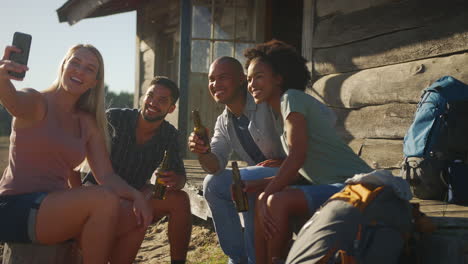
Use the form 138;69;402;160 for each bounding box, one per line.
255;196;268;264
35;186;120;264
266;189;309;262
109;199;147;264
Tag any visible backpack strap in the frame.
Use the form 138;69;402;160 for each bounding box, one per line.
328;184;384;212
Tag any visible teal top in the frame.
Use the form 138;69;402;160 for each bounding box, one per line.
280;89;371;184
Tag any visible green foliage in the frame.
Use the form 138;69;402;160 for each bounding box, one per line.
106;90;134;109
0;105;12;136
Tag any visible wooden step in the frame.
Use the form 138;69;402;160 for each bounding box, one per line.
2;241;80;264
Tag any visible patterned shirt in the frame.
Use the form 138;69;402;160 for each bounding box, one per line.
84;108;186;189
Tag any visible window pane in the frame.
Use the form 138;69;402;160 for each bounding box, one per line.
192;5;212;38
214;0;235;7
214;41;233;60
193;0;211;5
235;0;249;7
213;7;235;40
191;40;211;73
235;7;254;41
235;42;253;70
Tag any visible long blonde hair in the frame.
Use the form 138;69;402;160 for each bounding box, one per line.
48;44;110;152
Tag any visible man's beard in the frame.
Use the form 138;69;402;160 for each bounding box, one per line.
141;108;167;122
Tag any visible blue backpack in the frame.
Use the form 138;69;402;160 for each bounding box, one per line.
402;76;468;203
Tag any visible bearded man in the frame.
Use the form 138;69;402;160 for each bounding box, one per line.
83;76;191;264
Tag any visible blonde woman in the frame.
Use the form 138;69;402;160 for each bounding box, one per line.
0;44;152;264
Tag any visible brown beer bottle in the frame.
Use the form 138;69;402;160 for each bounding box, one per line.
153;150;169;200
192;110;211;153
231;161;249;212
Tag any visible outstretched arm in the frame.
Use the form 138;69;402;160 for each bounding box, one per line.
0;46;45;124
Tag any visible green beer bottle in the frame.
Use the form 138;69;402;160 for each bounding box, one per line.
153;150;169;200
231;161;249;212
192;110;211;153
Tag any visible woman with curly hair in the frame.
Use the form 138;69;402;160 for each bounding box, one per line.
244;40;372;263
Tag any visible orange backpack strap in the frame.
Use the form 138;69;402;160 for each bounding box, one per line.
328;184;385;212
338;250;358;264
316;247;338;264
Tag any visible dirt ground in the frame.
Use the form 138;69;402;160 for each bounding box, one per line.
0;136;226;264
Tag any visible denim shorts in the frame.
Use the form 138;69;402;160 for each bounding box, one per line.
0;192;48;243
291;183;344;214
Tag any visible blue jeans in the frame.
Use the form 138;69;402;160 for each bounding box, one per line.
203;166;279;264
292;183;345;213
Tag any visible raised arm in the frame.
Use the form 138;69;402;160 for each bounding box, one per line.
0;46;45;124
188;121;224;174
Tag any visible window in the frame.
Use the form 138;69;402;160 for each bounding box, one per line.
191;0;257;73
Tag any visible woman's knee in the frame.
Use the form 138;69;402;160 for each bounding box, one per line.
266;192;292;217
88;186;120;213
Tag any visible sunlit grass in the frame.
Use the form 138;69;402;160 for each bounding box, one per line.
188;245;227;264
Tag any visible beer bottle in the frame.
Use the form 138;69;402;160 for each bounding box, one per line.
192;110;211;153
231;161;249;212
153;150;169;200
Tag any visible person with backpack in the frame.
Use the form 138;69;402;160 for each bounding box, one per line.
244;40;372;263
285;170;414;264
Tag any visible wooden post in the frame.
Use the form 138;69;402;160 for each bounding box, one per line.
2;242;81;264
178;0;192;158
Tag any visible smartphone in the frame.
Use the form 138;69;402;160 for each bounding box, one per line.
8;32;32;79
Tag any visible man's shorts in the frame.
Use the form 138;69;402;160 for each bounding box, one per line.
0;192;47;243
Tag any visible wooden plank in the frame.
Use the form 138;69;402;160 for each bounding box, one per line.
417;234;465;264
183;159;248;220
334;103;415;140
348;138;403;169
134;12;143;108
2;242;80;264
301;0;315;62
184;185;211;220
58;0;112;25
309;53;468;108
314;0;468;48
316;0;393;18
430;217;468;230
313;14;468;75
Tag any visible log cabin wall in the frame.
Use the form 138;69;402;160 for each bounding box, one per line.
304;0;468;175
135;0;180;127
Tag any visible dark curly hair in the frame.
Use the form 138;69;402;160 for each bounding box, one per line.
244;40;311;93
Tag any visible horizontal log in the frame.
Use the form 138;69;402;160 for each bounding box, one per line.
334;103;416;140
314;14;468;75
309;53;468;108
348;138;403;169
2;242;80;264
316;0;393;18
314;0;468;48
